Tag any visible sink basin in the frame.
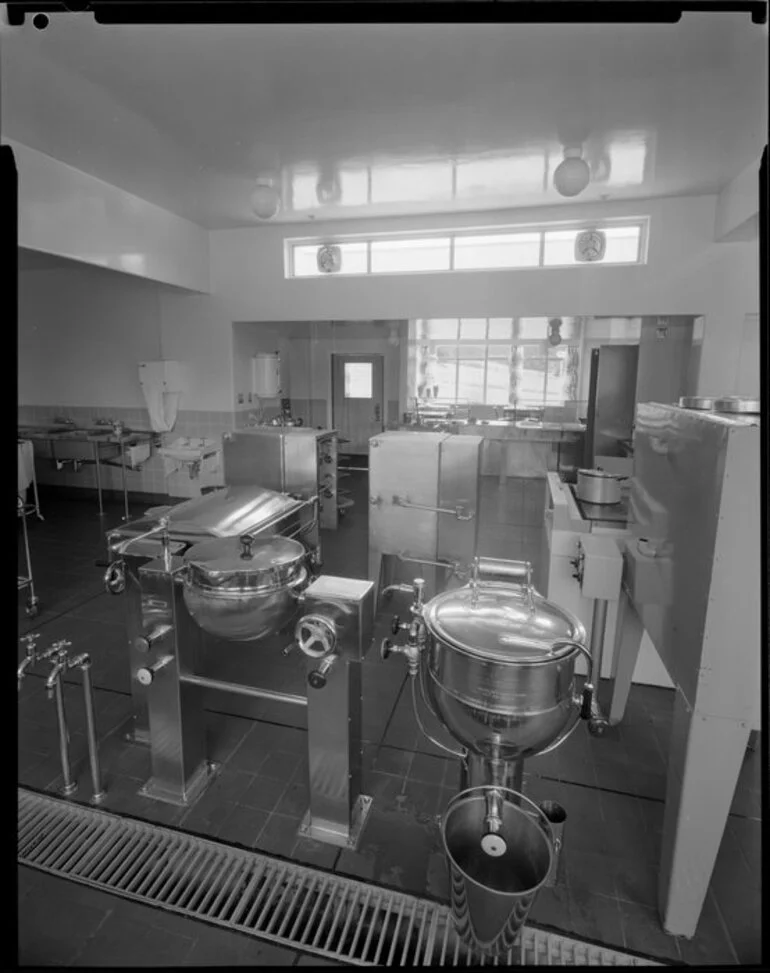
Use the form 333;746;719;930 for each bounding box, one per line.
159;445;215;462
158;437;217;464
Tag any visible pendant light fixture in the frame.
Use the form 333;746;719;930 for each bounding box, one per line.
553;145;591;198
251;177;281;220
547;318;563;347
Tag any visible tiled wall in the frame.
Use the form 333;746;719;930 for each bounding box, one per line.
18;405;235;499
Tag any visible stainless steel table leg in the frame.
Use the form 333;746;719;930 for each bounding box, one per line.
120;441;129;522
93;442;105;517
31;457;44;521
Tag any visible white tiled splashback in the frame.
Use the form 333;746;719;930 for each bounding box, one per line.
18;405;235;498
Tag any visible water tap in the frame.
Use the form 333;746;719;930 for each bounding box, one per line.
45;641;72;699
17;634;41;689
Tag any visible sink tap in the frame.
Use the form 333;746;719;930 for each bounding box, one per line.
17;634;41;690
46;656;70;699
45;640;72;698
54;416;75;427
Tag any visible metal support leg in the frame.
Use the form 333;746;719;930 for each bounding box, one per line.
30;454;44;521
93;442;105;518
659;689;752;937
301;654;372;849
137;558;214;806
587;598;610;734
120;442;130;522
299;577;374;849
608;586;644;725
120;558;152;746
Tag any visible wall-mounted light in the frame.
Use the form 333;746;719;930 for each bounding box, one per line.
553;145;591;198
251;178;281;220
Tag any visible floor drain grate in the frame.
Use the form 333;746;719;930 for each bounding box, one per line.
18;787;662;966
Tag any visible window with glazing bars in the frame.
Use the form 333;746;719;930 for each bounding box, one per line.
410;318;582;410
287;222;646;277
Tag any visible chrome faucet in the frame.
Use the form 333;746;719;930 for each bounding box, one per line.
53;416;76;427
93;417;114;427
45;641;73;698
17;635;64;690
17;634;41;690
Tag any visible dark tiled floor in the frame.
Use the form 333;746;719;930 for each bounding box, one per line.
17;475;762;966
18;866;311;967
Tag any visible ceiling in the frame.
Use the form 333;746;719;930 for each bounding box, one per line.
16;247;80;271
1;14;766;228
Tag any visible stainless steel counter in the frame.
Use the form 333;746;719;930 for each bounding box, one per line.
460;420;584;481
18;424;154;519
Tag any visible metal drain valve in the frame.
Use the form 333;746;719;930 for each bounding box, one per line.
308;654;337;690
481;788;507;857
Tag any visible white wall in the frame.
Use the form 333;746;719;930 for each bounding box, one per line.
18;263;164;408
18;192;759;424
11;140;210;293
209;195;759;397
18;260;235;413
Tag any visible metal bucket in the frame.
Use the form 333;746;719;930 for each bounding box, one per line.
442;787;553;956
538;800;567;887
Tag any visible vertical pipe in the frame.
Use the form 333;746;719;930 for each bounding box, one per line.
52;676;77;796
80;661;106;804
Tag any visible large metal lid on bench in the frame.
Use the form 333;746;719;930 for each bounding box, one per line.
422;584;586;664
142;485;303;539
185;534;306;590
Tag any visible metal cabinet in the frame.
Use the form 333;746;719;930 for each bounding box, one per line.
368;431;482;596
223;427;339;529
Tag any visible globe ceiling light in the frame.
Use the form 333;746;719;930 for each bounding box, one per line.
553;146;591;198
251;179;281;220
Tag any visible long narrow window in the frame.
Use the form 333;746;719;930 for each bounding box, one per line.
286;220;647;278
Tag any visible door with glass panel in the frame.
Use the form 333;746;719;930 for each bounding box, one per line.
331;354;385;454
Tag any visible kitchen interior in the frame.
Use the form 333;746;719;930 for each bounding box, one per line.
12;11;764;970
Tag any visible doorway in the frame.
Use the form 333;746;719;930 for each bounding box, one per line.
331;354;385;454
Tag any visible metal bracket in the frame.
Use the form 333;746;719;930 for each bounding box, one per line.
391;495;475;521
298;794;373;850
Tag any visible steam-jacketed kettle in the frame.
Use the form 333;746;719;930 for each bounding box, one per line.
381;555;596;954
104;484;375;848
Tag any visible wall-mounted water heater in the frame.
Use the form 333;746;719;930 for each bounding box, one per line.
251;352;281;398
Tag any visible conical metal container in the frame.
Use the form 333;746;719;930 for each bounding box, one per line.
442;787;553;956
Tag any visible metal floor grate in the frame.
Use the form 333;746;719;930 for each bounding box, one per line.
18;788;661;967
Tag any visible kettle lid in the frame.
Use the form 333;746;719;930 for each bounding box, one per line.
422;584;586;663
185;533;305;589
